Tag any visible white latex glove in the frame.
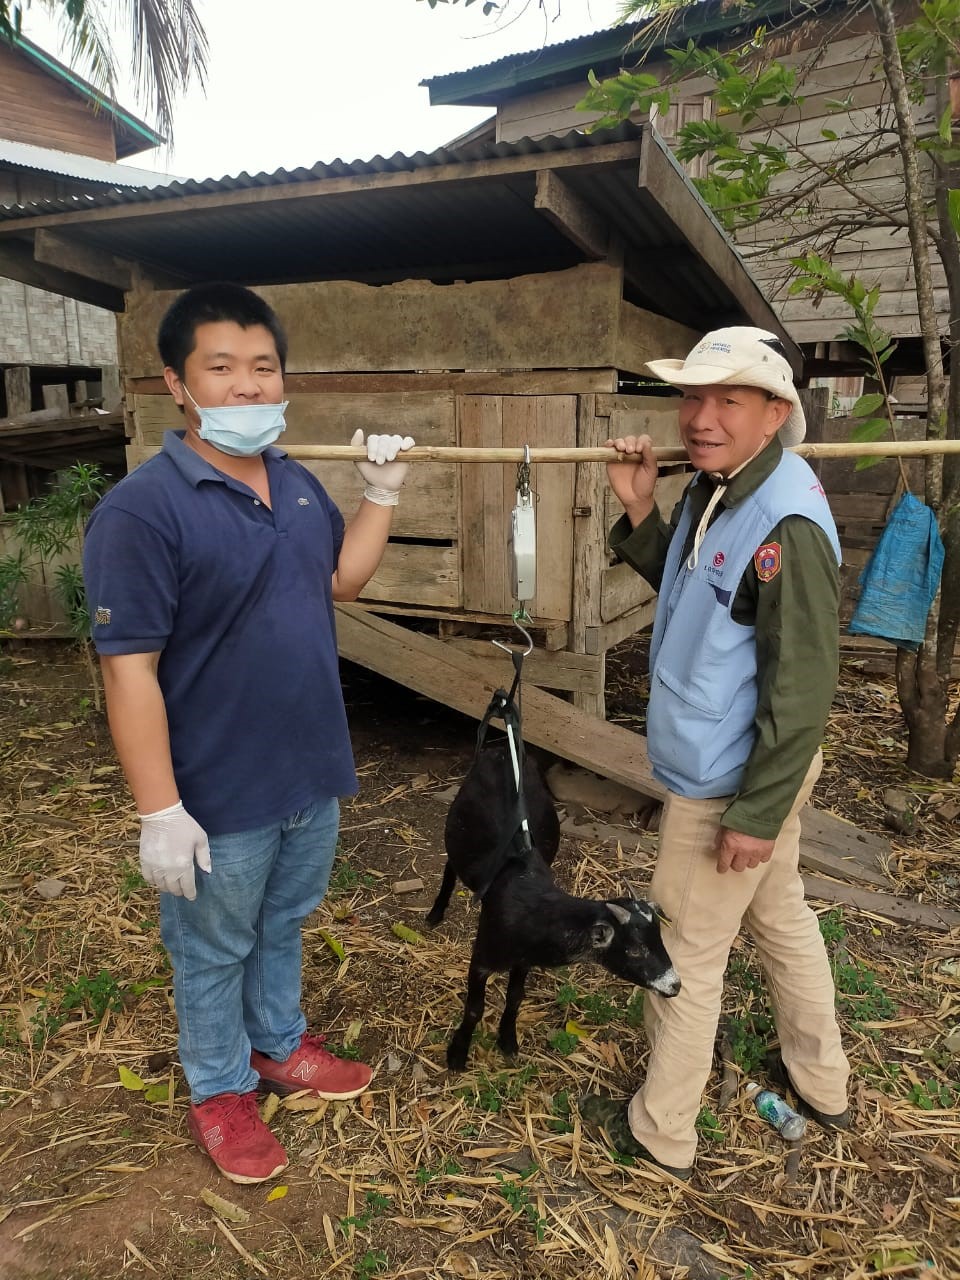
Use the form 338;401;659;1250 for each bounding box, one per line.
138;801;212;900
351;429;415;506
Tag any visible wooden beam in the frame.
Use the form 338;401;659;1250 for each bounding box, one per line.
534;169;609;259
440;638;602;694
0;140;647;236
34;229;133;291
637;130;801;375
0;237;124;310
802;876;960;931
129;369;620;397
0;410;124;441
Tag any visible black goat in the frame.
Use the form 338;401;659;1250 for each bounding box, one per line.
426;738;560;927
428;739;680;1070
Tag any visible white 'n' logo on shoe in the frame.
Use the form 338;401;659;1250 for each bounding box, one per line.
291;1060;317;1082
203;1124;224;1151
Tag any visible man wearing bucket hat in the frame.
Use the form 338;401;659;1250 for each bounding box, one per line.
579;327;850;1179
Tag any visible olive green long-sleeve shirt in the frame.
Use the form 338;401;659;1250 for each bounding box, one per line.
609;437;839;839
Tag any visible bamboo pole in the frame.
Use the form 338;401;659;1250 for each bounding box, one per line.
285;440;960;464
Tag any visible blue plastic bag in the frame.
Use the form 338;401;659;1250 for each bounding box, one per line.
848;492;945;651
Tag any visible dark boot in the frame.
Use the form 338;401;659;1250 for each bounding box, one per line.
577;1094;693;1180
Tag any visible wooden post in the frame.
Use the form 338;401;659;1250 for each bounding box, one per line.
41;384;69;413
100;364;122;413
571;393;607;719
799;386;831;484
4;366;31;416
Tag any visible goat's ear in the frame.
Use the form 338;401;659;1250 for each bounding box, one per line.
605;901;631;926
591;921;615;949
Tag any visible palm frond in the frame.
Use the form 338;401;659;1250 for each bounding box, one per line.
4;1;208;140
47;0;121;105
125;0;209;138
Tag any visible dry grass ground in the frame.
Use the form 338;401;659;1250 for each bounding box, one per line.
0;641;958;1280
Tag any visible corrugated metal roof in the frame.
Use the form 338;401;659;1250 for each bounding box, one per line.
0;121;644;220
423;22;638;100
0;139;180;192
0;123;797;362
422;0;813;105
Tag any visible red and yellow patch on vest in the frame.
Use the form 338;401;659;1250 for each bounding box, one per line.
754;542;782;583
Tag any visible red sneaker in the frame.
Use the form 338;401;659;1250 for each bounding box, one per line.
250;1032;372;1100
188;1090;288;1184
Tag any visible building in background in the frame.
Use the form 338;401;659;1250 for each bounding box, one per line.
0;30;175;508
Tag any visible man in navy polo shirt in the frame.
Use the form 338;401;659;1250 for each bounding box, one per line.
83;283;415;1185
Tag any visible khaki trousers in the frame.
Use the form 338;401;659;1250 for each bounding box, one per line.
627;751;850;1169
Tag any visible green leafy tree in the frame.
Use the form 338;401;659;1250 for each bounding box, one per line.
1;462;108;705
0;0;208;139
576;0;959;777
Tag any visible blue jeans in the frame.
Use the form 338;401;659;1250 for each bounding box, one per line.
159;798;340;1103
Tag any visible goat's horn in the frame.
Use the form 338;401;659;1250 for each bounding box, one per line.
605;901;632;926
622;879;641;901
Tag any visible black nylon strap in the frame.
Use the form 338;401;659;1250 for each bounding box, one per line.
469;648;534;900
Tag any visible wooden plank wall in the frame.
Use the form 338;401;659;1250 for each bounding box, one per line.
121;266;625;378
119;267;697;382
734;28;935;343
0;42;117;161
459;394;577;621
497;80;609;144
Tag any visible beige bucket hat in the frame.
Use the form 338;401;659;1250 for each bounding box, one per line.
646;326;805;446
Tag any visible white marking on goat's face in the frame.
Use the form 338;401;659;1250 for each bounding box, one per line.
652;966;681;997
634;901;654;922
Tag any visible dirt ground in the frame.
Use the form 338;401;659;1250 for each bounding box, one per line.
0;639;958;1280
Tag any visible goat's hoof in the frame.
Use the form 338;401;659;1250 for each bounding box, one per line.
497;1037;519;1059
425;908;444;928
446;1042;469;1072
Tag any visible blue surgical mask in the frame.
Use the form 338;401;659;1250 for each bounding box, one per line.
184;387;288;457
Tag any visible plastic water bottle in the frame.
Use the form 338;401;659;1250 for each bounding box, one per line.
745;1082;807;1140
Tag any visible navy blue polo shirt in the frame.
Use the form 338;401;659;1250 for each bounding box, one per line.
83;430;358;836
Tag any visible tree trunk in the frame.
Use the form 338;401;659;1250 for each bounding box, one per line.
872;0;958;777
896;648;953;777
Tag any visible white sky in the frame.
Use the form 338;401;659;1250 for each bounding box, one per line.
23;0;627;179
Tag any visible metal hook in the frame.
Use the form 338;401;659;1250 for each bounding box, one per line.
492;613;534;658
516;444;531;500
514;617;534;656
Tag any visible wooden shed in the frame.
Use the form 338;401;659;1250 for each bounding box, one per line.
0;123;795;715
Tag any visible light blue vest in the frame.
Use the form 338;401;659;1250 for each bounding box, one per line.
648;451;841;799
